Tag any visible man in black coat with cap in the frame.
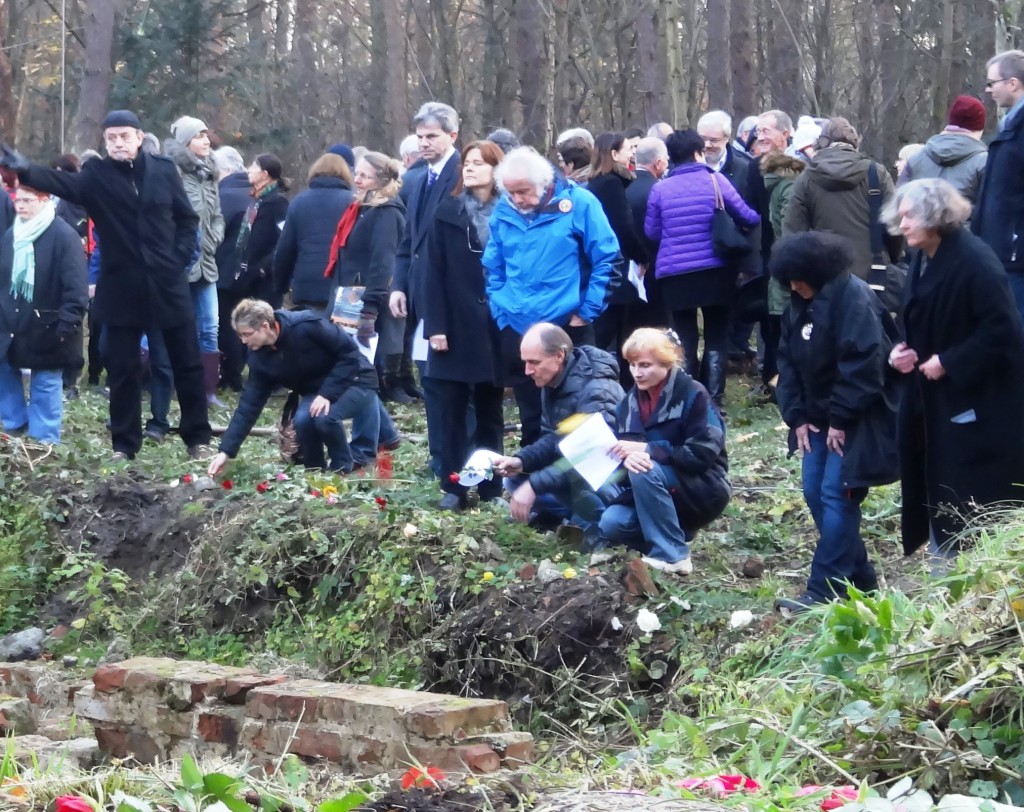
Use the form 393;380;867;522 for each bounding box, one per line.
1;110;211;460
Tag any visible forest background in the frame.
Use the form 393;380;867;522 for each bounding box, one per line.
0;0;1017;181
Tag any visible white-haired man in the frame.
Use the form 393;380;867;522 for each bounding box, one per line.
556;127;595;149
647;122;674;141
484;146;620;446
398;134;422;170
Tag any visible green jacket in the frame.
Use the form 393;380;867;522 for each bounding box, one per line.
761;152;805;315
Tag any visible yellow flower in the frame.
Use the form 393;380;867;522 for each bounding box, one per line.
322;485;339;498
562;567;577;579
481;571;495;583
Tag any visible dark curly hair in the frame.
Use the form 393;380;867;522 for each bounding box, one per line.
665;129;704;165
769;231;855;292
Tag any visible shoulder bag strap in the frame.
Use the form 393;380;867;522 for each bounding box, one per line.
710;171;725;211
867;163;885;262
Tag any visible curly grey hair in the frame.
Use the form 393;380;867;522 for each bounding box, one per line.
881;178;972;236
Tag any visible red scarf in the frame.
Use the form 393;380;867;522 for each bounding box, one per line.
323;201;362;278
638;378;668;424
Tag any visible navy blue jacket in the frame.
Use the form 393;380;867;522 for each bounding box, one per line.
274;176;354;304
215;172;252;291
616;367;730;532
517;346;624;494
219;309;378;457
972;109;1024;273
393;151;461;318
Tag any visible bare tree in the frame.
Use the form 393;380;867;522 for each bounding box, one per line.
72;0;118;150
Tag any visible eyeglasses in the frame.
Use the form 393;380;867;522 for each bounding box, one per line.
236;329;256;339
986;77;1012;89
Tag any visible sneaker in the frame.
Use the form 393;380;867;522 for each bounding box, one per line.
187;444;212;460
775;592;827;618
589;550;621;566
641;555;693;575
64;386;80;401
144;427;166;443
111;451;130;463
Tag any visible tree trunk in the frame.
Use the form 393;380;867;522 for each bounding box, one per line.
383;0;408;151
661;0;686;127
768;0;803;115
932;0;955;133
636;3;665;125
707;0;731;110
72;0;117;151
516;0;550;148
730;0;756;118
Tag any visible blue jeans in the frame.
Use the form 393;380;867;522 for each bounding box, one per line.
350;397;397;466
0;359;63;443
190;281;219;353
144;330;173;434
292;387;377;472
1007;271;1024;326
505;472;608;530
599;463;691;564
801;429;876;599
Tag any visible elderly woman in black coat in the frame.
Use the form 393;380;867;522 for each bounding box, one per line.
0;187;88;442
885;179;1024;565
773;231;899;615
423;140;506;510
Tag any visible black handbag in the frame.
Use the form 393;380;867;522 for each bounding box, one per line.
710;172;753;260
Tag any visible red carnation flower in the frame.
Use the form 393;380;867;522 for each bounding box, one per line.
221;479;233;490
182;474;193;484
55;797;95;812
400;765;446;790
310;488;321;497
375;496;388;511
256;481;269;494
449;473;460;483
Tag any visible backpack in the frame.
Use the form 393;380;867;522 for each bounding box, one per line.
867;164;908;315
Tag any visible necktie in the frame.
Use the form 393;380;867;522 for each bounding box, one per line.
427;169;438;188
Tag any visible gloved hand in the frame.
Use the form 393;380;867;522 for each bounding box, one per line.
356;313;376;348
0;143;29;171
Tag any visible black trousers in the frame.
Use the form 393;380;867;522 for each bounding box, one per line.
218;287;246;389
434;378;505;499
86;301;104;385
105;321;211;457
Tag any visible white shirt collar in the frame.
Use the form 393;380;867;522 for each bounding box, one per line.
429;147;457;176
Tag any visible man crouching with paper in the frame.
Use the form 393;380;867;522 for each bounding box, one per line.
492;322;624;535
595;328;731;576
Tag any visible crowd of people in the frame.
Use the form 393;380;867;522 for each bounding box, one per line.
3;47;1024;611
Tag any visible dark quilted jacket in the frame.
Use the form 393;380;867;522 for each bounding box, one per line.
516;346;625;494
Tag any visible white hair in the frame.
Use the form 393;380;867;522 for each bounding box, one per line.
213;146;245;174
647;122;673;140
495;147;555;197
413;102;460;134
736;116;758;139
697;110;733;138
399;134;419;158
634;137;668;168
556;127;594;148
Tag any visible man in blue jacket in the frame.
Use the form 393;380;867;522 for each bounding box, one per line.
484;146;620;445
208;299;381;475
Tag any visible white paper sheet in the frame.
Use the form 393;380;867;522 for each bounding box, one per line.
628;261;648;302
412;319;430;362
458;448;503;486
556;412;621;491
357;334;379;364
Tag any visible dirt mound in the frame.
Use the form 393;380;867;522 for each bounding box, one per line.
425;571;674;722
65;476;207;581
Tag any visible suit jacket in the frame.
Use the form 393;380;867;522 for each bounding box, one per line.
393;150;461;318
626;168;658;266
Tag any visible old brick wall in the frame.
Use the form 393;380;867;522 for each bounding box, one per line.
72;657;533;774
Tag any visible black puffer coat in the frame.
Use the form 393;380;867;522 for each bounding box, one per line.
219;309;378;458
616;367;730;531
517;346;625;494
776;272;899;489
0;217;88;369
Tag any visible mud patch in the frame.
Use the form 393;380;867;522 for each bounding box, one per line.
424;571;674;721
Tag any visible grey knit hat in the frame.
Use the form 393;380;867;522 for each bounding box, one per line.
170;115;209;146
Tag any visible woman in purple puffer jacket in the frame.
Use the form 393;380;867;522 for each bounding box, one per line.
645;129;759;409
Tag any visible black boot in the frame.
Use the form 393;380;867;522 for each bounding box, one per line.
704;350;727;412
379;354;414;404
398;352;423;400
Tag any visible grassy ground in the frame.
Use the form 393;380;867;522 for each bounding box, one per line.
2;369;1023;811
